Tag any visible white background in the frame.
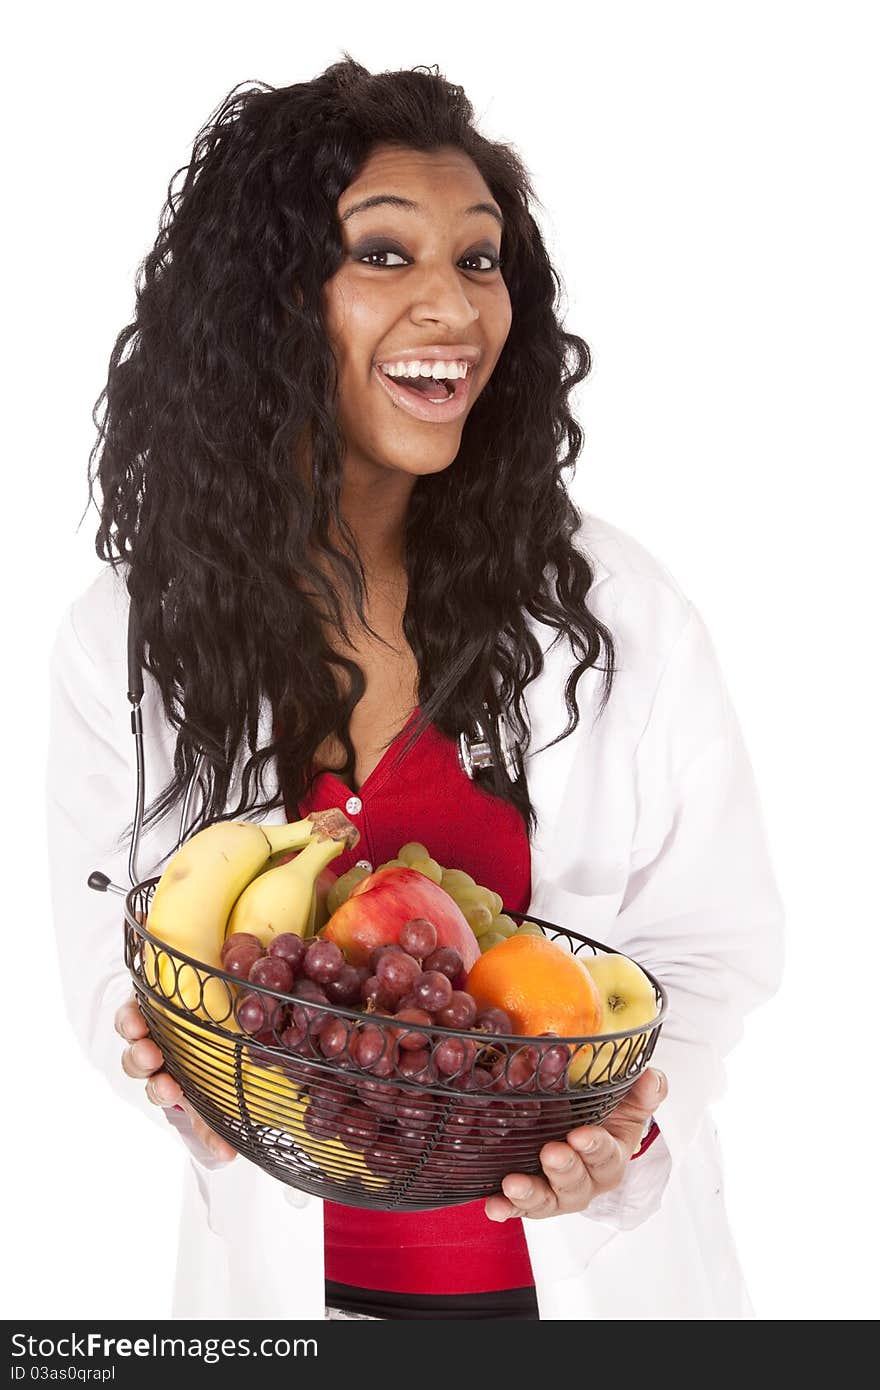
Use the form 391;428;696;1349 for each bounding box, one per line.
6;1;878;1320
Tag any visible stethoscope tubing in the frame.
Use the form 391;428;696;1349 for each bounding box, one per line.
125;601;521;887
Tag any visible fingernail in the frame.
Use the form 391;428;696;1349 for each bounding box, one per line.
546;1154;574;1171
507;1180;531;1200
572;1133;598;1153
655;1070;666;1093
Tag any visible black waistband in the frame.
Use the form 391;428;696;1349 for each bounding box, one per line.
325;1280;540;1321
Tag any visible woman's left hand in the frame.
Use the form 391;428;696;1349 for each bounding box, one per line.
484;1067;667;1222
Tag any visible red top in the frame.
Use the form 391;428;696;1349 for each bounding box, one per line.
285;707;536;1295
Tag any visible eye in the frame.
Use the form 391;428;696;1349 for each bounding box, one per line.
460;251;503;273
357;246;408;268
353;243;503;273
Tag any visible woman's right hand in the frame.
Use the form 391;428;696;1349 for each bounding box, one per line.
115;994;238;1164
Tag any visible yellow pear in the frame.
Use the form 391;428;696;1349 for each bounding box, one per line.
573;953;659;1083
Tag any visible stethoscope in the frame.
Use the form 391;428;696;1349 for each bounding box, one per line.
119;600;524;891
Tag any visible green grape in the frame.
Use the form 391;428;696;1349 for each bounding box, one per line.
379;858;408;870
494;914;518;938
479;931;507;952
441;868;477;894
398;841;431;866
517;921;545;937
464;904;495;937
453;885;497;916
325;863;371;916
411;856;443;885
488;890;504;918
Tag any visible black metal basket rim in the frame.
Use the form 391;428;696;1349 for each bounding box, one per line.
126;877;668;1045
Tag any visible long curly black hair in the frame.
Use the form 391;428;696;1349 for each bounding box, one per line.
88;54;616;856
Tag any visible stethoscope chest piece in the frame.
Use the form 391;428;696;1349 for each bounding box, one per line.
457;705;522;782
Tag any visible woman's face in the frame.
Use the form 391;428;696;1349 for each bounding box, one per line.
323;143;512;484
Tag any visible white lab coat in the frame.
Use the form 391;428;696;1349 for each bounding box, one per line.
44;510;785;1320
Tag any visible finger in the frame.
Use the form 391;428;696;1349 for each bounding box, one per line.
496;1171;559;1219
567;1125;628;1191
114;999;147;1042
484;1193;521;1222
603;1068;667;1153
538;1140;597;1208
179;1098;238;1163
145;1071;183;1107
121;1037;165;1079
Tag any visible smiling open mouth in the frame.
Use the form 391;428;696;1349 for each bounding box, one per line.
373;365;472;422
388;374;455;403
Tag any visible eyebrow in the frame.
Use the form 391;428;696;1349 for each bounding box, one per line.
340;194;504;230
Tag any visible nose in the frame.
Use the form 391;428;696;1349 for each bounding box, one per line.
407;259;480;330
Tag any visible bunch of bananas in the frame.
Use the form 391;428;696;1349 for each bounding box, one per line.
143;808;360;1017
324;840;542;954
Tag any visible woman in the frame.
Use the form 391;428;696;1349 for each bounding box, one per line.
45;57;784;1319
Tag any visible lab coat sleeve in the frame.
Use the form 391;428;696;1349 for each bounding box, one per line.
587;599;785;1226
44;599;232;1173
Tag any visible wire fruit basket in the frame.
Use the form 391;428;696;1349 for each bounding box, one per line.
125;879;667;1211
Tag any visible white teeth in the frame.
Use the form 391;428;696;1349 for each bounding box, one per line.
379;359;468;380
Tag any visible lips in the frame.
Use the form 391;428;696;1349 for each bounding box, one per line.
372;364;473;424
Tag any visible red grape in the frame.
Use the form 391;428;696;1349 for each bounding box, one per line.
396;1048;432;1086
476;1007;514;1036
395;1096;436;1130
357;1078;398;1117
434;990;478;1030
534;1038;571;1090
302;939;345;985
303;1104;339;1141
365;1142;410;1176
290;978;329;1037
338;1106;379;1151
324;963;363;1005
391;1007;433;1051
280;1018;307;1050
368;1051;396;1079
248;955;295;993
223;938;264;980
236;991;282;1034
308;1080;349;1118
444;1102;477;1136
267;933;307;973
399;917;438;959
318;1015;350;1060
351;1023;390;1070
433;1035;477;1078
508;1096;542;1131
495;1048;539;1092
360;974;396;1011
221;932;263;964
480;1100;513;1145
396;1126;429;1156
246;1030;280;1067
423;947;463;981
369;943;398;972
376;950;421;1000
412;970;453;1013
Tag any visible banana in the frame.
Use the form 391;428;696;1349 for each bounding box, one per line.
225;808;360;946
143;811;351;1015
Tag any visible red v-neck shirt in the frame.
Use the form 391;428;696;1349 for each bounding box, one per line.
282;707;536;1297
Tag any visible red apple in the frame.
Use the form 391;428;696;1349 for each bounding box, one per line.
320;866;479;975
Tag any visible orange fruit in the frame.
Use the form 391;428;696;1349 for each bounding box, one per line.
464;934;604;1040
